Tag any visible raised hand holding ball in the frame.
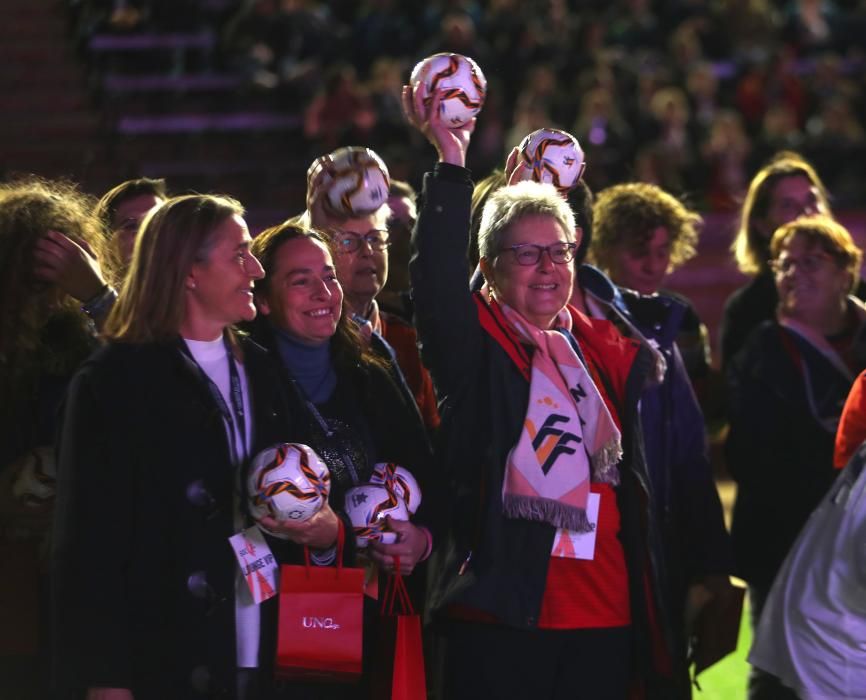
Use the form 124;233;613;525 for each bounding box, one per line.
507;128;586;194
409;53;487;128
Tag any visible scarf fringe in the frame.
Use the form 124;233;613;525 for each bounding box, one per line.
590;439;623;486
502;494;596;533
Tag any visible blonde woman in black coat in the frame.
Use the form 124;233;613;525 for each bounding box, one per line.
52;195;295;700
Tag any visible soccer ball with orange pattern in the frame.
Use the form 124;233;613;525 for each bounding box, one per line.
410;52;487;127
247;443;330;524
511;128;586;194
307;146;391;218
370;462;421;515
344;483;410;548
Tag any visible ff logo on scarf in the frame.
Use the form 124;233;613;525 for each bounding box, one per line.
497;301;621;533
528;413;583;475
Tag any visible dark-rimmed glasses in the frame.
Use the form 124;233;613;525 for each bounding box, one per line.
499;242;577;266
331;229;391;254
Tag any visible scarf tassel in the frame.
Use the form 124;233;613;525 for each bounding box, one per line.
502;494;596;533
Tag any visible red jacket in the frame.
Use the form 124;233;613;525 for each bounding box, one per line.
835;370;866;468
380;311;440;432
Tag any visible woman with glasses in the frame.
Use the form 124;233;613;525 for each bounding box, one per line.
404;88;677;699
721;152;831;369
52;195;295;700
306;151;440;432
726;215;866;700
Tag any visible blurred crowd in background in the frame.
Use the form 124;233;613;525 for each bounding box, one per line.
67;0;866;211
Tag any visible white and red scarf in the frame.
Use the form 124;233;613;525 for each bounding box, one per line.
498;301;622;532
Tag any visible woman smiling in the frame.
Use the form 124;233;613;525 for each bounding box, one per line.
726;215;866;699
53;195;294;699
404;87;676;699
248;223;433;575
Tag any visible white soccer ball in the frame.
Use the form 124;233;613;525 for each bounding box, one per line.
370;462;422;515
511;128;586;193
247;443;330;526
307;146;390;218
410;52;487;127
344;483;409;548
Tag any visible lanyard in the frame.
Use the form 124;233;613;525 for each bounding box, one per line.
286;376;361;486
180;338;248;465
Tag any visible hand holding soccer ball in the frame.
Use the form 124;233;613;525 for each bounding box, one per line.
247;443;338;546
409;53;487;128
344;483;410;548
344;463;429;575
505;128;586;194
258;502;341;550
344;463;422;548
402;52;486;168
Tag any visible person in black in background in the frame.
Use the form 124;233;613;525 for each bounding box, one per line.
721;151;830;369
0;176;105;700
726;215;866;700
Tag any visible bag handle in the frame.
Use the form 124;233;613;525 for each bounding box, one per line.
303;517;345;579
381;556;415;616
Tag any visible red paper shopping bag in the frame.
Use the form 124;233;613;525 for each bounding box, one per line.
276;521;365;682
373;559;427;700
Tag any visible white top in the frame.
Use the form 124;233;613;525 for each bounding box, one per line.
184;337;260;669
749;443;866;700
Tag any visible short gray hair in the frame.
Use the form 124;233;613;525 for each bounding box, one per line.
477;181;576;260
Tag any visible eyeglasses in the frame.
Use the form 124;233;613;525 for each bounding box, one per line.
499;242;577;266
770;253;835;275
331;229;391;254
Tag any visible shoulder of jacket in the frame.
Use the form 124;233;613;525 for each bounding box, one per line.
380;311;415;334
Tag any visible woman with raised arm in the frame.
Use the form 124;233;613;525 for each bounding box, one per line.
404;88;678;699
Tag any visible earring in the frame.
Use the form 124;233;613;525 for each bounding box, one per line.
188;280;196;290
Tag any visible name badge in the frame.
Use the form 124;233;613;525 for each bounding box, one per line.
229;526;278;603
551;492;600;560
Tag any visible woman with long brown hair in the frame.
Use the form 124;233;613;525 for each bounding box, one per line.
53;194;294;700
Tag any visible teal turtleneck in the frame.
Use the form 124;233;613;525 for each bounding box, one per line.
272;324;337;404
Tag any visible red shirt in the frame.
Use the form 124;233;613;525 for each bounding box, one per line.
538;482;631;629
537;309;635;629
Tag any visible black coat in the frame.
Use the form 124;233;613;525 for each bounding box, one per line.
52;337;293;699
248;320;437;553
720;271;777;371
410;163;677;695
726;320;866;590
